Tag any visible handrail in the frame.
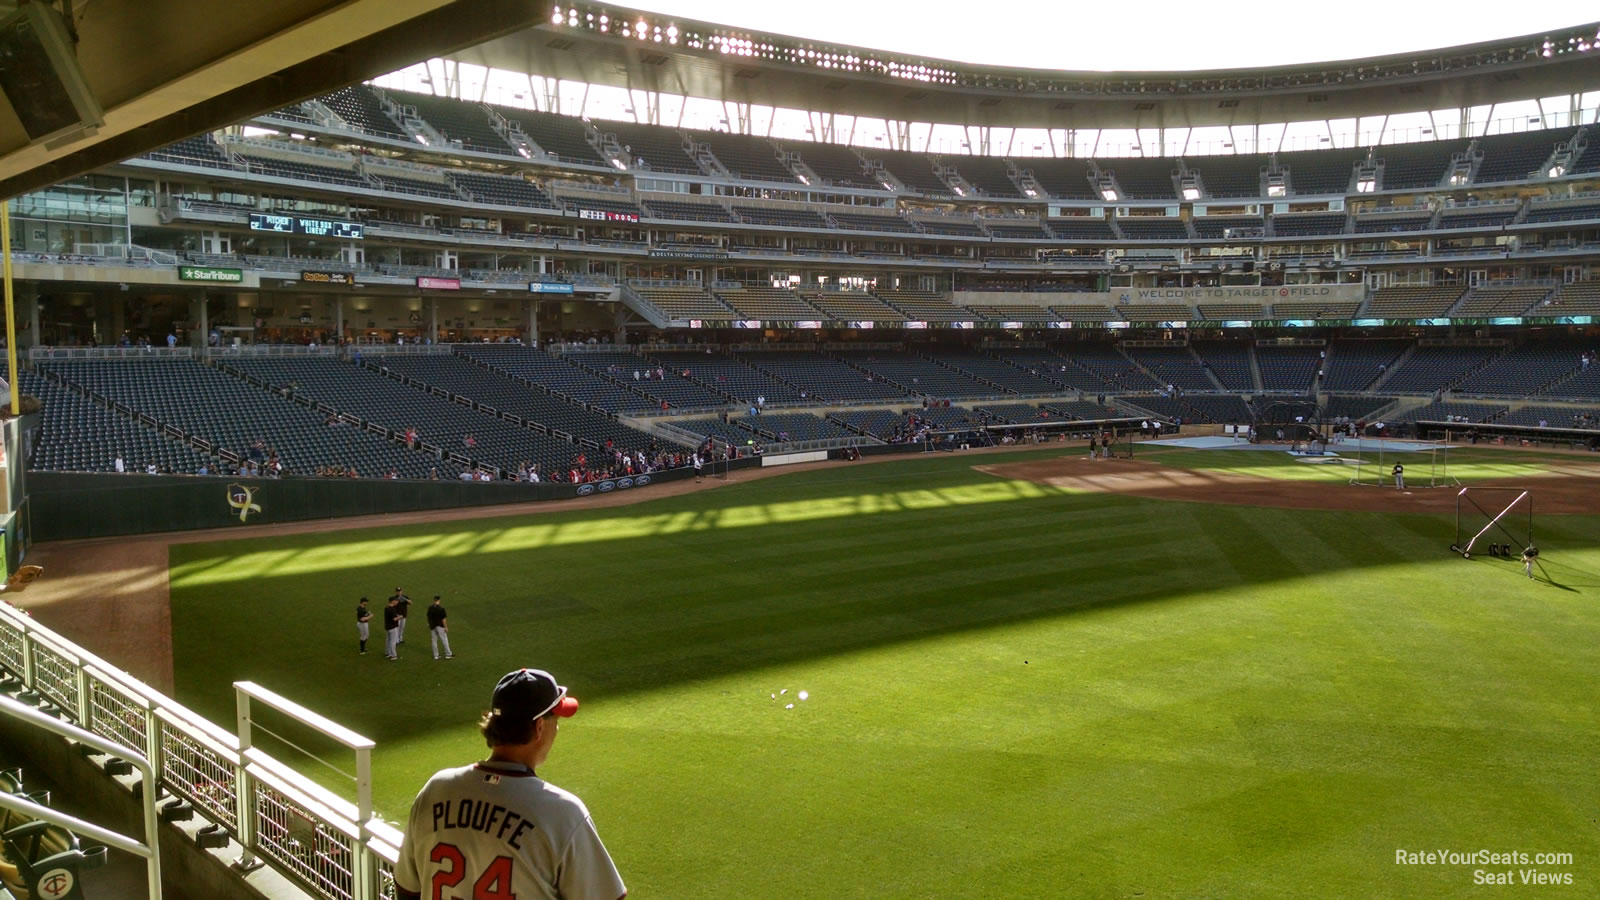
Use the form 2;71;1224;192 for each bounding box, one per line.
29;346;194;360
0;595;403;900
0;693;163;899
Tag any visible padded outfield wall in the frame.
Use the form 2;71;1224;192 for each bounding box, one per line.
28;465;721;540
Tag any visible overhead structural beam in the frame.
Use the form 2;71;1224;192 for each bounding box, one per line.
0;0;555;199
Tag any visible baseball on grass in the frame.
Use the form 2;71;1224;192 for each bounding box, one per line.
798;691;809;701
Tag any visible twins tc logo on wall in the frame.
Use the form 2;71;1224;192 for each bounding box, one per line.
227;483;261;523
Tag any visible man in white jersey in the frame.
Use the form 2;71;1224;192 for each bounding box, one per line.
395;668;626;900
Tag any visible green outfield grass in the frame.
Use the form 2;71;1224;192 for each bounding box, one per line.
167;447;1600;897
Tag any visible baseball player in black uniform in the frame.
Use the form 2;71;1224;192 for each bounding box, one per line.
391;587;411;644
356;597;372;655
427;595;453;660
1392;463;1405;491
383;596;402;660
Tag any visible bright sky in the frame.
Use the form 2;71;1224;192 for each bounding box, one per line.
623;0;1592;71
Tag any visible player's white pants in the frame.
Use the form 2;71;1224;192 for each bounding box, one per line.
397;616;407;642
431;627;452;659
1396;476;1405;490
385;627;399;658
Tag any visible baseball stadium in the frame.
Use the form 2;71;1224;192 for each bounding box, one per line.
0;2;1597;897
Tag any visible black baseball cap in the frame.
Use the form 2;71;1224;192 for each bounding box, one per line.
492;668;579;720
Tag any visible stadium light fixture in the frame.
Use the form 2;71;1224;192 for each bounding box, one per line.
1267;184;1286;197
1356;177;1376;193
1182;187;1201;200
1101;188;1119;201
1548;164;1566;178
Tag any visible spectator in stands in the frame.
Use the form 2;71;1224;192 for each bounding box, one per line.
166;332;177;349
429;468;439;480
114;454;125;473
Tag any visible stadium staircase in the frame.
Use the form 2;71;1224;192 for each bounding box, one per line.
987;350;1076;392
935;164;978;198
1538;365;1597;399
830;353;914;395
1247;345;1266;392
919;353;1016;395
385;97;449;148
1441;343;1516;393
486;106;541;159
1188;345;1229;391
209;356;470;468
1116;347;1168;390
556;353;674;409
617;284;673;329
691;140;732;178
1364;344;1417;392
26;367;221;472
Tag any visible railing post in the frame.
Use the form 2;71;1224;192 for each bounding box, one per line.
233;690;258;867
145;708;164;793
75;666;91;723
20;628;35;690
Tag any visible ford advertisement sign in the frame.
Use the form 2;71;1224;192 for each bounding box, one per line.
576;483;595;496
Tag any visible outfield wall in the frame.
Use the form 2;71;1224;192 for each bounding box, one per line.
29;464;722;541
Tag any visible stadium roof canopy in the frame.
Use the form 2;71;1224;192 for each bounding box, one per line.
0;0;550;198
454;5;1600;130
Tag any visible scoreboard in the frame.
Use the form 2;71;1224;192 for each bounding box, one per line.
248;213;364;239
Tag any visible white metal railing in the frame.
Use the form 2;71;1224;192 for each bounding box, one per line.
0;601;401;900
28;346;195;360
548;342;626;354
0;694;163;899
546;179;631;197
205;345;339;358
221;134;358;164
352;343;457;356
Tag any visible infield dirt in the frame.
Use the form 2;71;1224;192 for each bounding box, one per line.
975;455;1600;514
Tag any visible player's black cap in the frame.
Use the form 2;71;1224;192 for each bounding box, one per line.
492;668;579;719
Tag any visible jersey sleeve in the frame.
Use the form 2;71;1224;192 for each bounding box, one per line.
558;813;627;900
393;787;428;899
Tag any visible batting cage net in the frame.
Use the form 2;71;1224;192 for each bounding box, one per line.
1105;427;1135;459
1250;399;1327;445
1348;438;1458;488
1451;486;1534;559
